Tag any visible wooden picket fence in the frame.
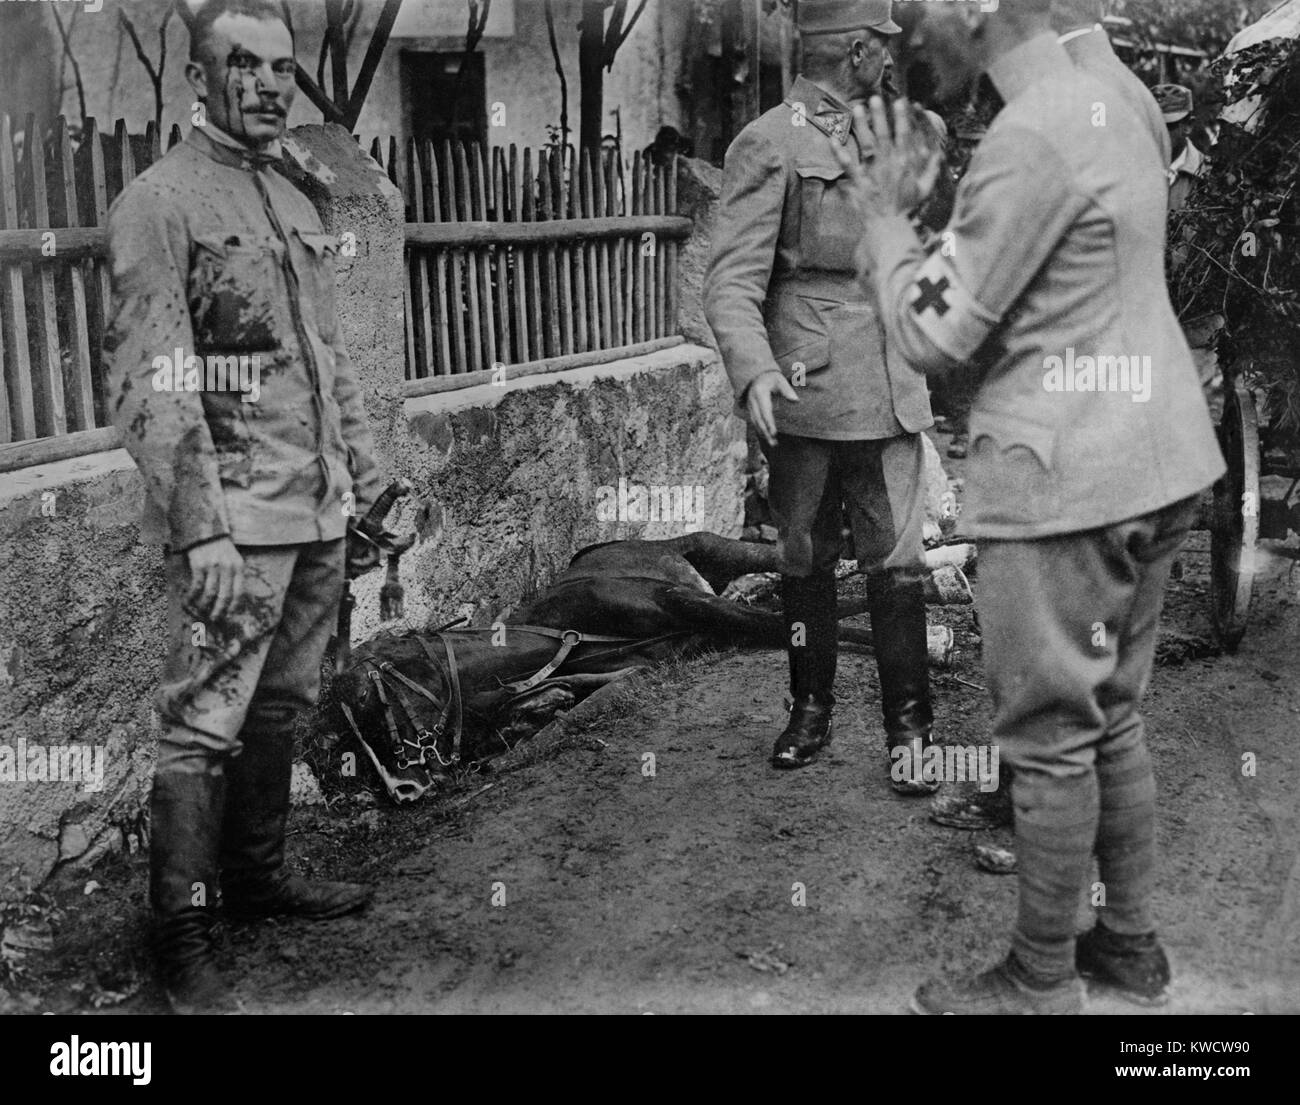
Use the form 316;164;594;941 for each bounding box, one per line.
368;137;691;395
0;113;182;470
0;113;694;469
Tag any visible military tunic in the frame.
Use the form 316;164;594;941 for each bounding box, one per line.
864;39;1223;541
1062;24;1172;166
706;75;932;442
106;125;383;552
705;76;933;578
105;125;384;768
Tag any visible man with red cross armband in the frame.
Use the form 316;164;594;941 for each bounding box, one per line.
838;0;1224;1013
704;0;942;791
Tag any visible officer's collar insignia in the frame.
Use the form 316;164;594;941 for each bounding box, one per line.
820;109;851;144
787;77;854;145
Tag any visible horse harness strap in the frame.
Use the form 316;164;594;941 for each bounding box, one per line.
495;625;647;695
363;633;464;770
357;626;688;769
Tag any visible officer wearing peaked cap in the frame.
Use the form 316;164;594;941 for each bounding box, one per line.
704;0;943;791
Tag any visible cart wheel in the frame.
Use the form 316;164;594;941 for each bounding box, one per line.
1210;381;1260;651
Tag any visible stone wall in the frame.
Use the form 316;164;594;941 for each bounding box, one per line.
0;122;743;892
0;451;160;896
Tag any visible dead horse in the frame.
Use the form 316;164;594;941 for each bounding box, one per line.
333;532;962;802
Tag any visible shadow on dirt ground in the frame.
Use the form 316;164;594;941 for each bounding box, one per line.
5;440;1299;1015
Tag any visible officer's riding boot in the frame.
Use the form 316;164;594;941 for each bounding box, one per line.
220;720;373;920
771;572;837;769
867;574;938;796
150;770;237;1014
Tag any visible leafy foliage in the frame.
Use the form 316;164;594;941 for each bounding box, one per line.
1171;30;1300;435
1111;0;1266;56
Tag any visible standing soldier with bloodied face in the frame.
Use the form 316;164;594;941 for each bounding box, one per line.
704;0;941;789
104;0;385;1014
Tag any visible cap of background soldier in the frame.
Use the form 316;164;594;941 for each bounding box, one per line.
1153;83;1194;124
796;0;901;36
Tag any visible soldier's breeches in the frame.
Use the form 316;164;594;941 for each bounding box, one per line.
155;540;345;775
976;497;1197;977
764;433;928;710
760;433;927;579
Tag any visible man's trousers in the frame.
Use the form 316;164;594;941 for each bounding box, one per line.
976;496;1198;979
760;433;930;714
761;433;928;580
155;540;345;775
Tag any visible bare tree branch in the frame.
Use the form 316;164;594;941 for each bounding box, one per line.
544;0;569;152
607;0;650;66
50;4;87;129
344;0;363;51
342;0;403;131
119;6;173;131
317;19;331;91
449;0;491;134
604;0;628;58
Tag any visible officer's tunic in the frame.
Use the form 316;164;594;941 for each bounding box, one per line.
105;125;384;766
704;76;933;577
865;38;1223;542
1063;25;1172;165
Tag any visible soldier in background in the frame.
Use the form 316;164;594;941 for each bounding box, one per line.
705;0;941;793
106;0;384;1013
1156;83;1206;213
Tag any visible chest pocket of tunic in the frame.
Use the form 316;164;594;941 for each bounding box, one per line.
292;227;340;336
189;232;284;354
795;161;856;271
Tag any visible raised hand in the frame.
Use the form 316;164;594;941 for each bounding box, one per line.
834;96;944;224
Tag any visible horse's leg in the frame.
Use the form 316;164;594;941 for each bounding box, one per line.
665;533;783;591
659;585;876;653
657;584;789;645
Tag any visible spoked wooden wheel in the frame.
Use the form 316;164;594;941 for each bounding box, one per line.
1210;380;1260;652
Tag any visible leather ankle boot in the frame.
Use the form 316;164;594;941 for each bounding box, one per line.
867;575;938;795
220;722;372;920
771;692;835;769
150;771;237;1014
1076;923;1171;1006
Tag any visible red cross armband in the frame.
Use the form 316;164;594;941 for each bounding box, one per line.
905;252;998;364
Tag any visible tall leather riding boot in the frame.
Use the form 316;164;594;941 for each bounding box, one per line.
220;721;373;920
150;770;237;1014
867;574;938;795
771;572;837;768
